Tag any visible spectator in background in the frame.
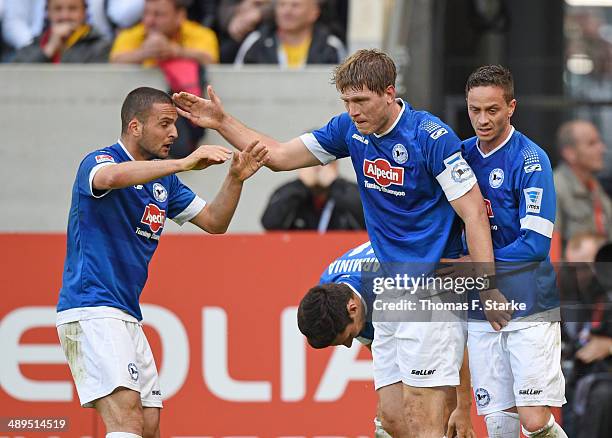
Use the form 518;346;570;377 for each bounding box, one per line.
111;0;219;158
2;0;143;52
555;120;612;252
234;0;345;68
217;0;272;63
561;234;612;438
187;0;220;29
261;161;365;231
13;0;110;63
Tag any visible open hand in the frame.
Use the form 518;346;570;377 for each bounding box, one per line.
447;406;477;438
182;145;232;171
229;140;269;181
173;85;225;130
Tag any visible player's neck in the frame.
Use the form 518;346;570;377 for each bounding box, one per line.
375;100;402;136
478;124;513;155
120;136;147;161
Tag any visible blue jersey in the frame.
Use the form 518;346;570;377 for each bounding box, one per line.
463;127;559;320
319;241;379;343
57;141;205;321
301;101;477;264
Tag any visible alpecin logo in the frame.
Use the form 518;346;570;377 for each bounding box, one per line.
363;158;404;188
141;204;166;233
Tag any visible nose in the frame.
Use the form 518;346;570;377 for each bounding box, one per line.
477;112;488;126
170;124;178;139
347;103;360;118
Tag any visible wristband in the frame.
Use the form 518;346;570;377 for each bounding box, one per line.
481;274;497;291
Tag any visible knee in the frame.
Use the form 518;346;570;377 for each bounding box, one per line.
108;400;144;434
380;408;403;437
521;411;552;435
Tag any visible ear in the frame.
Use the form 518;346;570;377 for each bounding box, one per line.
128;118;143;137
346;299;359;316
507;99;517;118
385;85;396;104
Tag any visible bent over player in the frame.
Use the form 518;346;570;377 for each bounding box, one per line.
172;49;500;437
298;241;477;438
56;87;267;438
463;66;567;437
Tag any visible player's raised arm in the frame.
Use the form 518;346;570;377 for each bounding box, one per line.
92;145;233;191
172;86;321;171
190;141;269;234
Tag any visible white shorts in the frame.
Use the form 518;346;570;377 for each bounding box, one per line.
372;321;466;390
57;318;163;408
468;322;566;415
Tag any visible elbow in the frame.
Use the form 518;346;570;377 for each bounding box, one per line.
204;220;229;234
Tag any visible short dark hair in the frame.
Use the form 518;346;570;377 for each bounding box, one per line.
465;65;514;103
120;87;173;133
297;283;353;349
332;49;397;95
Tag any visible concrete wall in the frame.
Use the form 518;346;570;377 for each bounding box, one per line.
0;65;355;233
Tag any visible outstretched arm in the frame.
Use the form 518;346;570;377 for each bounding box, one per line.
93;145;233;191
173;86;321;171
190;141;269;233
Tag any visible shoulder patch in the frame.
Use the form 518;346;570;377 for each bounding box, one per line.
521;146;541;173
419;119;448;139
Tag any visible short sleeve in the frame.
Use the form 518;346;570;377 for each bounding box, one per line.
183;23;220;63
110;25;144;56
77;150;119;198
418;116;477;201
167;175;206;225
300;113;352;164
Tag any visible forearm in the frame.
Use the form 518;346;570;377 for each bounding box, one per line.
463;209;495;274
196;174;243;233
94;159;184;190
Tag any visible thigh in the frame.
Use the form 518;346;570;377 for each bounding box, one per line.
397;321;465;388
508;323;566;408
58;319;140;407
467;329;515;415
131;324;163;408
372;322;402;390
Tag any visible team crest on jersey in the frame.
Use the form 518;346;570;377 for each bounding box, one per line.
363;158;405;187
524;187;543;214
141;204;166;233
95;154;115;164
489;168;504;188
392;144;409;164
153;183;168;202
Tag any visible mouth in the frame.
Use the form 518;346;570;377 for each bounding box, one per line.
477;127;492;135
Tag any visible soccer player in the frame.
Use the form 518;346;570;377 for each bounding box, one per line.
298;241;477;438
173;49;501;437
56;87;268;438
462;65;567;437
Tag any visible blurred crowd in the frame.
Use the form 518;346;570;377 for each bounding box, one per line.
0;0;347;156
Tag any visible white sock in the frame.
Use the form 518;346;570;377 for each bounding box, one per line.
521;414;568;438
106;433;142;438
485;411;521;437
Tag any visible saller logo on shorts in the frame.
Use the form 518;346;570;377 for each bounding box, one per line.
141;204;166;233
363;158;404;188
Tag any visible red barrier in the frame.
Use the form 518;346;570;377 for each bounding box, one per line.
0;233;494;437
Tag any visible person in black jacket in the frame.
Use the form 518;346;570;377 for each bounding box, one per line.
234;0;345;67
261;161;365;231
13;0;110;63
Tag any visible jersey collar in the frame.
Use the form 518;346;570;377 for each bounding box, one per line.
373;99;405;138
117;139;136;161
476;126;515;158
